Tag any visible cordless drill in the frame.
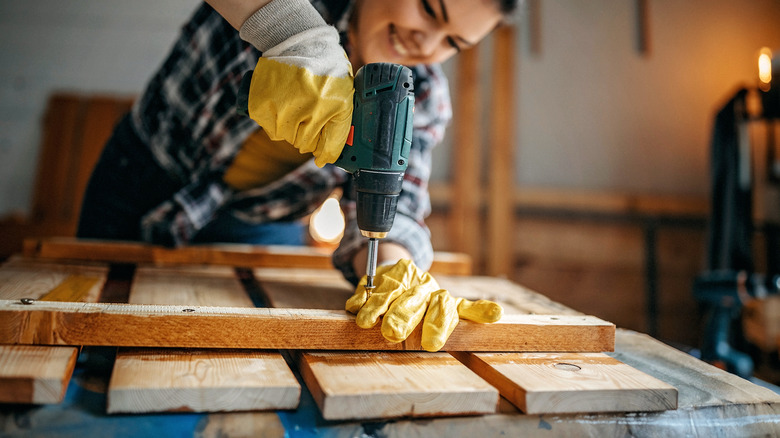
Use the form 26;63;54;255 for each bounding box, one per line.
334;63;415;292
237;62;415;291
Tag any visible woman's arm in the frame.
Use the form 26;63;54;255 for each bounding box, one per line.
204;0;272;29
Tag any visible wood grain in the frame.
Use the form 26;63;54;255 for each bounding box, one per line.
0;258;107;404
107;265;300;414
299;351;498;420
108;349;299;414
0;257;107;302
452;351;677;414
0;345;78;404
0;300;615;351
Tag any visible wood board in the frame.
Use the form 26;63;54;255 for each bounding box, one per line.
23;237;472;276
452;352;678;414
0;300;614;351
107;265;300;414
0;345;78;404
299;352;499;420
0;258;107;404
108;348;299;414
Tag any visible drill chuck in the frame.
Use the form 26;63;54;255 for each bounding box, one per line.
354;169;404;238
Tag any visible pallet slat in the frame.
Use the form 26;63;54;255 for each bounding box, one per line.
300;352;498;420
0;258;108;404
0;300;615;352
107;265;300;414
452;352;678;414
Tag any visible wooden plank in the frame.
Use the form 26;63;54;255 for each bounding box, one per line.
0;258;107;404
300;351;498;420
0;345;78;404
108;349;299;414
0;300;615;352
486;25;516;277
107;265;299;414
0;257;108;302
22;238;471;275
452;351;677;414
128;265;254;307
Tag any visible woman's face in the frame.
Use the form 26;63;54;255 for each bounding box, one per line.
349;0;503;67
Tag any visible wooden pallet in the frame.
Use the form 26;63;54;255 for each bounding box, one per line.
0;241;677;418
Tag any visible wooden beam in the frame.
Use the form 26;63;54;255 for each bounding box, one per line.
451;47;483;266
452;351;677;414
0;300;615;352
487;25;516;277
300;351;498;420
22;238;473;276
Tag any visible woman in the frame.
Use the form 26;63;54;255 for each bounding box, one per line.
78;0;517;351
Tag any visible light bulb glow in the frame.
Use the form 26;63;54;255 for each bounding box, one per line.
309;197;345;244
759;47;772;91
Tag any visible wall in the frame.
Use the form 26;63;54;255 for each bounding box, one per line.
2;1;780;215
433;0;780;198
0;0;198;215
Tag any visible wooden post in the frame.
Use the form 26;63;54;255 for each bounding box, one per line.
487;26;517;277
451;47;483;268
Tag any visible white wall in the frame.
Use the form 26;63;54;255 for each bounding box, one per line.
434;0;780;197
2;0;780;216
0;0;199;215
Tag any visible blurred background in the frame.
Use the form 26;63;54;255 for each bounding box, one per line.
1;0;780;380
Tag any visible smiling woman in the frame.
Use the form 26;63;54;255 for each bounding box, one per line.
347;0;507;66
76;0;518;348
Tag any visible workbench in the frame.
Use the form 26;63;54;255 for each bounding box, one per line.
1;239;780;437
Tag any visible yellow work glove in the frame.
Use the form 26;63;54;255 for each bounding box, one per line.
345;259;503;352
238;0;354;168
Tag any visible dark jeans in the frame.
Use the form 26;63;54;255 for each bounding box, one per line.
77;114;305;246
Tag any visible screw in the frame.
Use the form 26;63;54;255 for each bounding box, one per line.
20;298;35;305
182;308;195;313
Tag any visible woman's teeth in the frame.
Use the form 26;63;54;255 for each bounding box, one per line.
389;26;409;57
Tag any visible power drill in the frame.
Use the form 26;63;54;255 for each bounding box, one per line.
236;62;415;291
334;63;415;292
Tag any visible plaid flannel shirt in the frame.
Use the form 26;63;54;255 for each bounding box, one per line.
131;1;452;283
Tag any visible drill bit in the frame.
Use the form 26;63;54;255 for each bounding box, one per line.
364;237;379;297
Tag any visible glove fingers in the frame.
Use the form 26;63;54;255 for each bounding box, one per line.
457;298;504;323
380;281;440;343
421;290;461;352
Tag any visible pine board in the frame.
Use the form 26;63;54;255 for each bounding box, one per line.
452;352;677;414
0;258;107;404
23;238;472;275
299;351;499;420
0;345;78;404
0;300;614;351
107;265;300;414
108;349;299;414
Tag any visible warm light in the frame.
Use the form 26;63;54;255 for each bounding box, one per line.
309;197;345;244
759;47;772;91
